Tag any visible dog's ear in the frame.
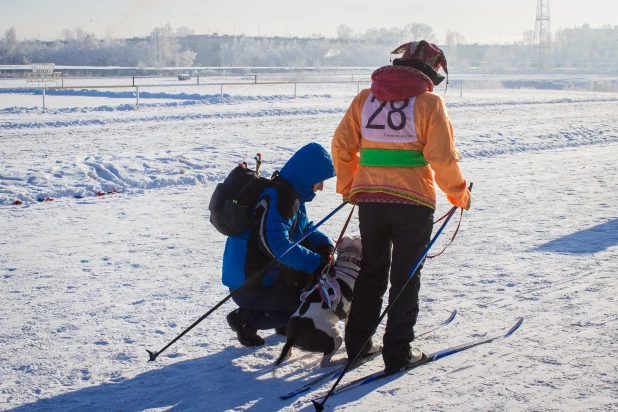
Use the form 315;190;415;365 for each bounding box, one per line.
337;236;362;255
350;236;362;254
337;236;354;252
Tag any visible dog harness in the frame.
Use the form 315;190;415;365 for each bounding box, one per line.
300;265;358;313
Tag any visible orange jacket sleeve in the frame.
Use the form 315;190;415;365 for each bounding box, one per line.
422;97;471;209
331;92;364;202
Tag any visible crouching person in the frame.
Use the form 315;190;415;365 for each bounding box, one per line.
222;143;337;347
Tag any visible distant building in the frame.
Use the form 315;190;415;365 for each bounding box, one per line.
184;35;229;66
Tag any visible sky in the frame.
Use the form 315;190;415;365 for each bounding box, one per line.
0;0;617;44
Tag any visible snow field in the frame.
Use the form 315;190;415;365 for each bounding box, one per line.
1;76;617;411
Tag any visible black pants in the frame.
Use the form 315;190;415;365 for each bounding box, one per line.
345;202;434;370
231;280;302;330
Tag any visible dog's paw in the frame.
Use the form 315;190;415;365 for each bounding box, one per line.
320;357;347;368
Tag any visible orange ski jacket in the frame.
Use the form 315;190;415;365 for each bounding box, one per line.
331;88;470;210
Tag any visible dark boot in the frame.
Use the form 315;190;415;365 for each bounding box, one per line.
357;340;382;359
275;326;287;336
385;347;425;373
226;309;265;347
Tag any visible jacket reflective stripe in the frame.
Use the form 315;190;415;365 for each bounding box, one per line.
359;148;428;167
256;198;276;259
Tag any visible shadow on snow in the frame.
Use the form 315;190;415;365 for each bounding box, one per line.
8;334;326;412
532;218;618;254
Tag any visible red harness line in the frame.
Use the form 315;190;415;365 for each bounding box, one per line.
329;205;356;264
427;208;464;259
300;205;356;309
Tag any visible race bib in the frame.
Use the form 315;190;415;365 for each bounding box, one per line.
361;93;417;143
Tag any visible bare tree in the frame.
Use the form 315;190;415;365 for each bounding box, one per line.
1;27;18;60
362;27;404;43
446;30;467;46
403;23;438;43
522;29;535;46
175;26;195;37
140;23;196;67
553;24;618;60
336;24;354;40
60;28;74;42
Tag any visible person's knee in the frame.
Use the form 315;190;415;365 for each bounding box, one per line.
355;271;389;296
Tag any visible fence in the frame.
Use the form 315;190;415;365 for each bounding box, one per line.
0;73;460;112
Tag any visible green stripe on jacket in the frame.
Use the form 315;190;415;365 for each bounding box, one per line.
359;148;428;167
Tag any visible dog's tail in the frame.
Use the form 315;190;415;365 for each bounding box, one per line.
275;339;294;368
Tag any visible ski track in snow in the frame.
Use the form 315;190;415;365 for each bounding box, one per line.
1;77;618;411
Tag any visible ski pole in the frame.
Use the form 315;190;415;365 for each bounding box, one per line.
313;184;472;411
147;201;348;362
325;205;356;269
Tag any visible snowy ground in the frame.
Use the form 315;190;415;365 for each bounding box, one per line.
1;72;617;411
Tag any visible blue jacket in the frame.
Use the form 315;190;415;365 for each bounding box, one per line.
222;143;336;290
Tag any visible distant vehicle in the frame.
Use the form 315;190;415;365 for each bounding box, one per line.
178;74;191;81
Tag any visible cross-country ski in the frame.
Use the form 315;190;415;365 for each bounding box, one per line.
280;309;457;400
312;318;524;410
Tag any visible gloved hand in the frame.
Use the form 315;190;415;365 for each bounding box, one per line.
447;187;472;210
464;183;473;210
463;189;472;211
311;258;335;282
314;242;335;260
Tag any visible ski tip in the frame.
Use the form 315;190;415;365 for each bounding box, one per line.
504;318;524;338
146;349;158;362
312;400;325;412
445;309;457;324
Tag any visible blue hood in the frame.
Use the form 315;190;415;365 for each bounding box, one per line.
279;143;336;202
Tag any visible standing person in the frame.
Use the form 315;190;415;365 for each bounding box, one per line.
223;143;336;347
331;41;471;372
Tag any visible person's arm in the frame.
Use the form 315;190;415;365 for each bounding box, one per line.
332;93;364;202
306;226;335;257
422;98;470;209
256;195;325;274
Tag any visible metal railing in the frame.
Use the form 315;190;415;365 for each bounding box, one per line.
0;74;377;112
0;73;465;113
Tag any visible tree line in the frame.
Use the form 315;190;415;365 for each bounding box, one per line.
0;24;195;67
0;23;616;69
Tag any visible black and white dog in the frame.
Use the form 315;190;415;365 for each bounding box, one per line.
275;236;361;368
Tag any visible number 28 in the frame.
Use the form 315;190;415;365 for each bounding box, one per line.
365;96;410;131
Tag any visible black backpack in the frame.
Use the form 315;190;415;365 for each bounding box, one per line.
208;166;273;236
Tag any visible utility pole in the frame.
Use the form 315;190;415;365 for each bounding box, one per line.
533;0;551;70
